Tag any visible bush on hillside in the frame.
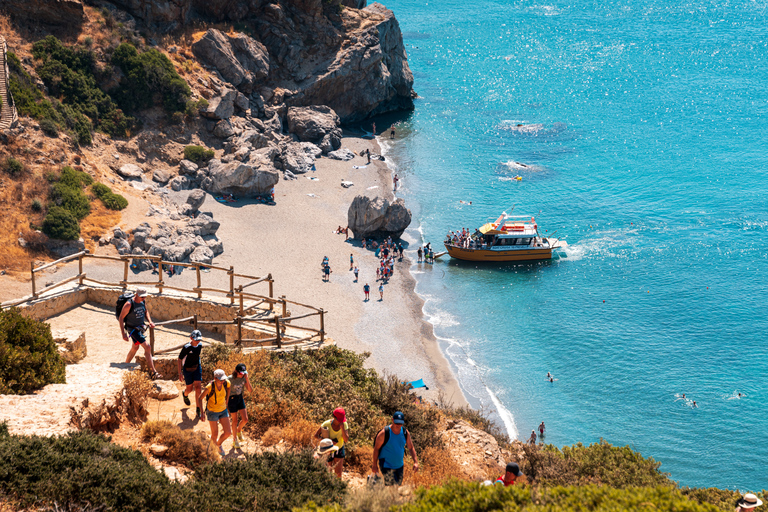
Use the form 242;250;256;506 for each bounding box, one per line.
51;182;90;219
38;117;59;136
0;429;182;512
187;451;346;512
90;182;128;210
42;206;80;240
184;145;215;165
111;43;191;114
521;439;671;488
141;420;219;465
681;487;768;511
1;157;24;176
0;308;65;395
59;165;93;188
30;36;137;142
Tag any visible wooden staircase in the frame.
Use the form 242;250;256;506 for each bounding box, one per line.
0;36;19;130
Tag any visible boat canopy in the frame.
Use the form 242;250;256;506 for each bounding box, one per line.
478;213;539;236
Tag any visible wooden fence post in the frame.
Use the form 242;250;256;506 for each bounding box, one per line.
78;254;84;285
238;286;244;316
275;317;282;349
281;295;287;318
237;317;242;347
122;258;129;289
30;261;37;298
229;266;235;305
158;261;164;293
149;326;155;356
196;265;202;298
268;274;274;311
320;309;325;342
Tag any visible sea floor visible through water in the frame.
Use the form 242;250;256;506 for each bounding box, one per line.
375;0;768;490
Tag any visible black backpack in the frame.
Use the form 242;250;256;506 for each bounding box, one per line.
206;380;230;407
115;293;133;320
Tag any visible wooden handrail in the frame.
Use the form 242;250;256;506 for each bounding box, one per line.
279;311;320;323
32;251;87;273
153;316;195;327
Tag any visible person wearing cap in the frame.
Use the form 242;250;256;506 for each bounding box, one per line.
201;369;232;456
496;462;526;487
228;363;253;449
178;330;204;420
118;288;161;379
371;411;419;486
314;407;349;478
736;493;763;511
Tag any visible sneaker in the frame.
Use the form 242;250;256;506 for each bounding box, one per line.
218;445;225;457
182;393;190;406
237;432;244;442
233;437;240;449
196;407;203;420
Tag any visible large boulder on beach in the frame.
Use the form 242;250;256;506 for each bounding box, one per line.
347;195;411;239
204;159;279;196
287;106;341;142
279;142;315;174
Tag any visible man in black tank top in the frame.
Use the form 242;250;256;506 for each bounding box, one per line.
118;288;161;379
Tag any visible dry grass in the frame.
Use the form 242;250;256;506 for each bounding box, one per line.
346;444;375;475
409;446;468;488
260;426;283;447
79;200;121;252
282;418;316;448
141;419;220;465
344;484;411;512
123;371;153;421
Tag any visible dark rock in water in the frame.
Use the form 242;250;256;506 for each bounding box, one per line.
347;195;411;239
341;0;367;7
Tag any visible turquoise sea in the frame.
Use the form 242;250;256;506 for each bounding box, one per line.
378;0;768;490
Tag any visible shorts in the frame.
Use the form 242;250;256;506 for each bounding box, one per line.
332;446;346;460
182;366;202;386
206;408;230;422
378;463;404;486
127;326;147;345
227;394;246;413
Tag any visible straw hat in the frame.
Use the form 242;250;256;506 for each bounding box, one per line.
739;494;763;509
315;438;339;456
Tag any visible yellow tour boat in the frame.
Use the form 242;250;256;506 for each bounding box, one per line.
444;212;567;262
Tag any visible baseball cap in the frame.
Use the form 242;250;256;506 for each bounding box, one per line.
392;411;405;425
190;330;203;341
213;369;227;381
332;407;346;423
506;462;523;476
135;288;148;297
235;363;247;374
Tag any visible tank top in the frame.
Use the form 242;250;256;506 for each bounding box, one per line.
123;300;146;328
378;426;407;469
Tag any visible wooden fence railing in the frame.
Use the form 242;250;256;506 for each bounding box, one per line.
3;251;326;350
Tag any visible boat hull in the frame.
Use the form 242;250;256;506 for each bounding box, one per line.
444;244;552;262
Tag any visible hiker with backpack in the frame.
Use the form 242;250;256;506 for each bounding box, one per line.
117;288;161;379
178;330;204;421
201;368;232;456
371;411;419;486
228;363;253;449
313;407;349;478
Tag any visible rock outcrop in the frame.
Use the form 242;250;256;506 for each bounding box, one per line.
191;29;270;94
205;159;279;196
347;195;411;239
0;0;85;26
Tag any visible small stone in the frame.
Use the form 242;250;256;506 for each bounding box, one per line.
117;164;143;180
149;444;169;457
150;381;179;400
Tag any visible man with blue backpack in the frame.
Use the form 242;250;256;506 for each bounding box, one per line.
371;411;419;486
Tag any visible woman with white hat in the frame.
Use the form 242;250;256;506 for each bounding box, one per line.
736;493;763;511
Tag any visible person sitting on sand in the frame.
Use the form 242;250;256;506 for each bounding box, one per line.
495;462;526;487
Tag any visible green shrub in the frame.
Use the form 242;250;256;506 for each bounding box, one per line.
187;451;346;512
0;308;66;394
2;157;24;176
111;43;191;114
185;97;209;117
38;117;59;136
91;182;111;198
51;182;90;219
59;165;93;188
521;439;672;488
0;430;182;512
184;144;215;165
42;206;80;240
101;191;129;210
388;480;720;512
30;199;43;212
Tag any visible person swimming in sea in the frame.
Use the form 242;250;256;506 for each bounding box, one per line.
692;400;698;408
546;372;552;379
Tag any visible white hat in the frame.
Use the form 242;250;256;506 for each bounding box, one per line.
315;438;339;455
135;288;148;297
740;494;763;509
190;330;203;341
213;369;227;381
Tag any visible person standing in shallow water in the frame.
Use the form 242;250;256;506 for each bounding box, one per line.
390;124;396;139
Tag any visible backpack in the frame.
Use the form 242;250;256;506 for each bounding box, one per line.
115;293;133;320
206;380;230;407
373;426;409;459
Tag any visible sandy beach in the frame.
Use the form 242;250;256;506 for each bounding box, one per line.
3;133;467;407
